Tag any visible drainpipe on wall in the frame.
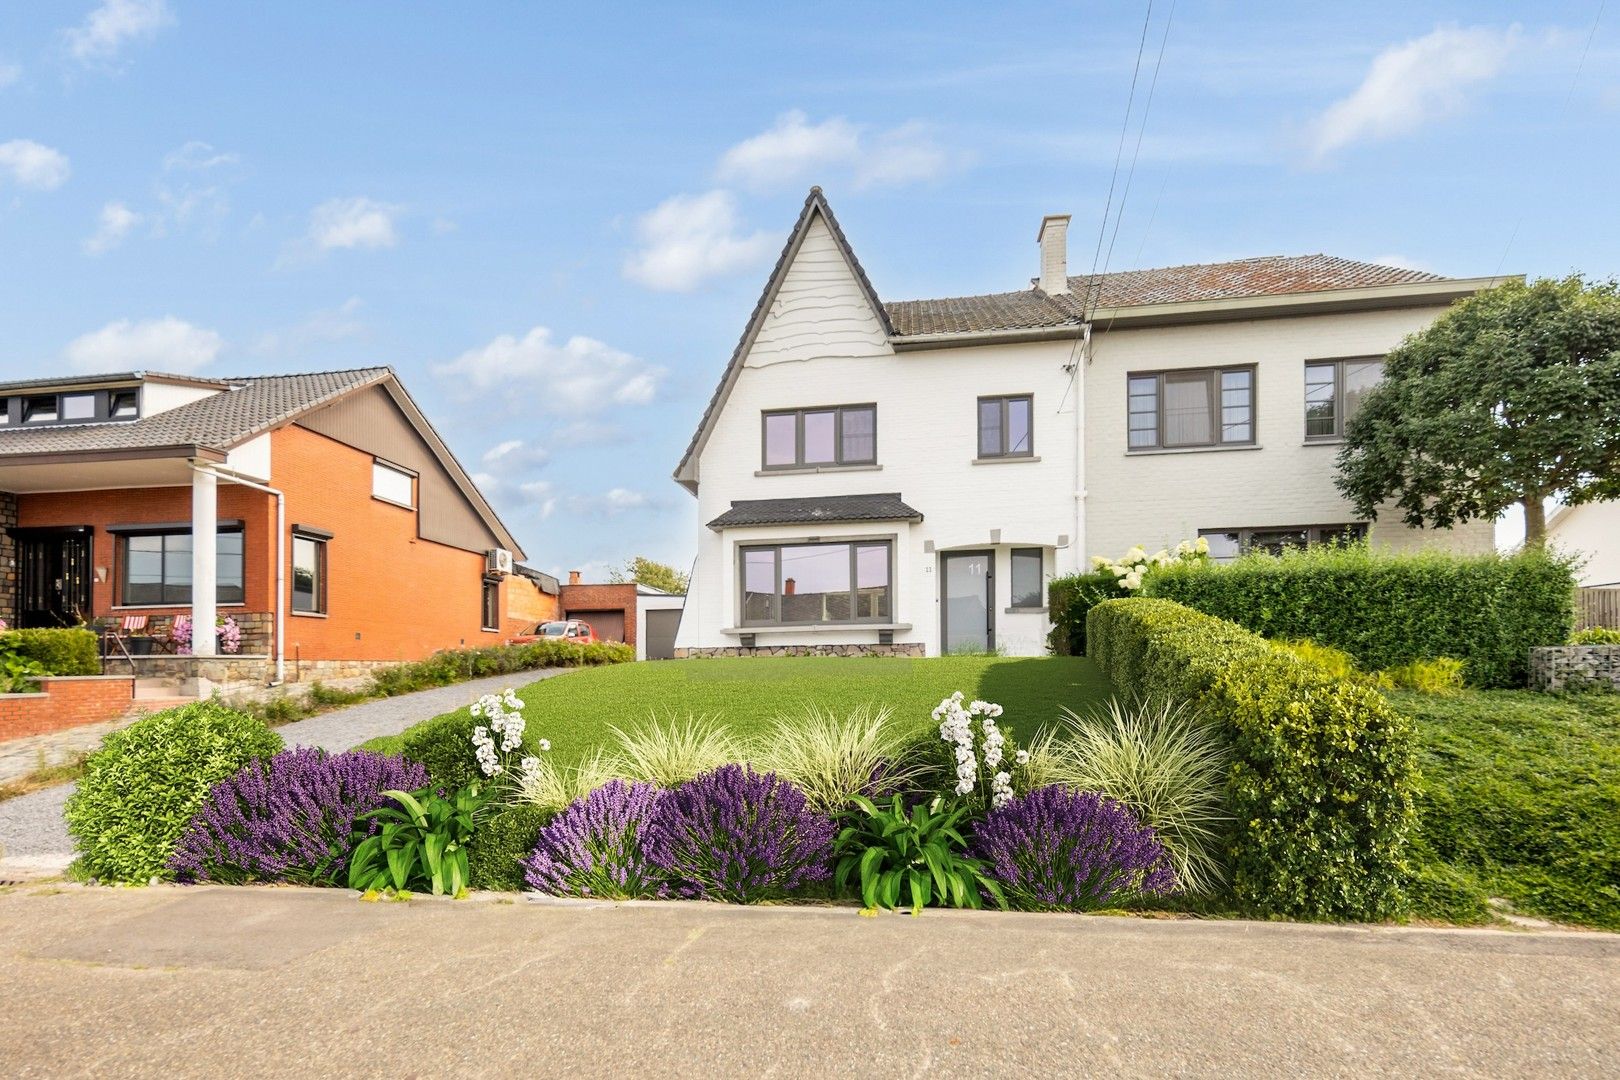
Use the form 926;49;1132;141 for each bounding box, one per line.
188;462;286;686
1071;322;1092;574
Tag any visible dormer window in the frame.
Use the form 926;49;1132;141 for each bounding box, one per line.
0;387;144;427
23;396;57;423
110;390;139;419
61;393;96;421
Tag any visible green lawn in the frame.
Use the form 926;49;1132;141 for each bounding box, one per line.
366;655;1113;767
1400;688;1620;930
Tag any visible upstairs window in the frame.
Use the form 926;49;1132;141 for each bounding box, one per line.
1305;358;1382;440
372;460;415;507
761;405;876;470
1128;367;1255;450
978;395;1033;458
23;396;57;424
110;390;140;419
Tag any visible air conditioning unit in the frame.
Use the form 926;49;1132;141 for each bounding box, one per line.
486;548;514;576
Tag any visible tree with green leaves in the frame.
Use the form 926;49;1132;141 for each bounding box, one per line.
1336;275;1620;545
608;556;689;594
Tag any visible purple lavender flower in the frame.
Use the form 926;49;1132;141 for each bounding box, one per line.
645;764;835;903
972;786;1177;911
168;747;428;885
521;779;668;900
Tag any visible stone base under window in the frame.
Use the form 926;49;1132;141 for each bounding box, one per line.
675;643;926;659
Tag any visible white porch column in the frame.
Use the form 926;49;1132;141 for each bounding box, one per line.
191;464;217;656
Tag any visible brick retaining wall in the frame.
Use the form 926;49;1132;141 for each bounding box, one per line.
1529;645;1620;692
0;675;137;742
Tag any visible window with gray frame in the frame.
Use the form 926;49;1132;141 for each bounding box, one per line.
1304;358;1382;440
5;388;141;426
1198;523;1367;562
740;540;891;625
1010;548;1044;608
120;528;245;606
1128;367;1255;450
761;405;876;469
978;395;1033;458
481;577;500;630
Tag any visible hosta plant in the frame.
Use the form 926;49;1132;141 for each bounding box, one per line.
973;786;1177;911
834;793;1004;914
522;779;668;899
348;784;487;896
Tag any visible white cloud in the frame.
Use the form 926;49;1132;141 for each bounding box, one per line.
0;62;20;89
1308;25;1519;162
622;190;774;292
1368;253;1432;272
0;140;71;191
63;316;223;373
84;200;142;254
482;439;552;471
163;140;239;172
568;487;652;517
433;326;662;412
65;0;173;64
715;110;956;191
253;297;366;355
307;196;400;250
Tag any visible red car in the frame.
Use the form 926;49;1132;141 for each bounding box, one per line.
509;619;598;645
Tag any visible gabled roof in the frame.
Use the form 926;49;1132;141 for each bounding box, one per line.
673;188;890;492
708;492;922;530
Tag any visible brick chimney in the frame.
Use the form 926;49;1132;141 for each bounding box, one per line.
784;577;796;595
568;570;582;586
1038;213;1071;295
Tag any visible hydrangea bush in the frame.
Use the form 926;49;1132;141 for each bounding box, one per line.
932;692;1030;809
169;747;427;885
1092;538;1209;592
645;764;834;903
170;614;243;655
522;780;668;899
973;786;1177;911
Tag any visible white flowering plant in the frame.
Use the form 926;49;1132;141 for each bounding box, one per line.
931;691;1032;810
1090;537;1209;593
468;688;550;799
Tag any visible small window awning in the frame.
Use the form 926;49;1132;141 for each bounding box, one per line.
707;492;923;530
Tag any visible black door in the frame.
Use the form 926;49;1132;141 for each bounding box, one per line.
17;528;93;628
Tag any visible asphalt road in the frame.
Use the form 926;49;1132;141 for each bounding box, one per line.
0;884;1614;1078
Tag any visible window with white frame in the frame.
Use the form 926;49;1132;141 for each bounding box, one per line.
371;460;415;506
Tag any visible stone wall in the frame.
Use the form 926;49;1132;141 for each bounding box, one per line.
0;490;16;626
1529;645;1620;692
675;643;927;659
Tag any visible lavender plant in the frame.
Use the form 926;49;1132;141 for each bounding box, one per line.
522;780;668;899
646;764;835;903
168;747;427;885
973;786;1177;912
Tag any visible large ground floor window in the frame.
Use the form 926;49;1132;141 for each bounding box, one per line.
741;540;892;625
119;527;244;606
1199;523;1367;561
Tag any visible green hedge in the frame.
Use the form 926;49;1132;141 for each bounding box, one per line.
1046;571;1126;655
1088;597;1417;921
2;627;100;675
368;639;632;697
469;804;548;891
1142;546;1576;687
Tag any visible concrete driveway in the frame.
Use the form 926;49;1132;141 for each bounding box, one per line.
0;884;1614;1078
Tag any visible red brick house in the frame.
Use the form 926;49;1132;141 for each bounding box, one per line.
0;367;535;691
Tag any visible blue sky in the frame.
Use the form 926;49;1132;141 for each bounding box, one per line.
1;2;1615;575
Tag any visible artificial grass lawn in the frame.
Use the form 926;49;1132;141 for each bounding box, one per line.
1399;688;1620;931
364;655;1114;767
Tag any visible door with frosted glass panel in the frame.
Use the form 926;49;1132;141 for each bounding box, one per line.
941;551;993;654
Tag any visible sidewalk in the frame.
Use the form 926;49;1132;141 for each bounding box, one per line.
1;884;1615;1078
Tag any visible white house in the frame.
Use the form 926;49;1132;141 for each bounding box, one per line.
672;188;1502;658
1548;502;1620;587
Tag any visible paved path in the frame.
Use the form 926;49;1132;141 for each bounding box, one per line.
0;670;570;869
0;884;1615;1078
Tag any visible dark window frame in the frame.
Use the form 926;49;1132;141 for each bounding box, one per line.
291;530;329;615
1009;547;1044;610
1127;366;1257;451
1197;523;1368;562
1304;357;1383;441
117;525;245;607
760;404;878;470
976;394;1035;459
480;577;500;631
738;539;894;627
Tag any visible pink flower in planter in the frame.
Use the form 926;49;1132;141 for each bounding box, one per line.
170;615;242;655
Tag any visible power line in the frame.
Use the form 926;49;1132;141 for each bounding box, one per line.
1081;2;1155;308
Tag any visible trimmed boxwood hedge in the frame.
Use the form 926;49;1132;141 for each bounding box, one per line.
1088;597;1417;922
1141;546;1576;688
468;804;550;891
2;627;100;675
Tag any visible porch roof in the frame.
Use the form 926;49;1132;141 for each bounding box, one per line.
708;492;923;530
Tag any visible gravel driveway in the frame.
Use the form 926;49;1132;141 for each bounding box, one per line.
0;670;571;869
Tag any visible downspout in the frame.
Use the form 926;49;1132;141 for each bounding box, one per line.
188;462;286;686
1072;322;1092;574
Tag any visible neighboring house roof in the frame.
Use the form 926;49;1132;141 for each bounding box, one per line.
514;564;561;594
674;187;1499;494
708;492;923;530
0;370;229;393
0;368;391;460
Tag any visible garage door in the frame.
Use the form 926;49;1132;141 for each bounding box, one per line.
572;610;625;643
643;608;681;660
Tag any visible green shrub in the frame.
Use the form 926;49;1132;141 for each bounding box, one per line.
468;803;550;891
1087;597;1417;921
1142;545;1577;687
1046;571;1126;655
400;710;509;789
1571;626;1620;645
368;640;632;697
64;701;283;882
1274;638;1360;681
1382;657;1465;695
3;627;99;675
